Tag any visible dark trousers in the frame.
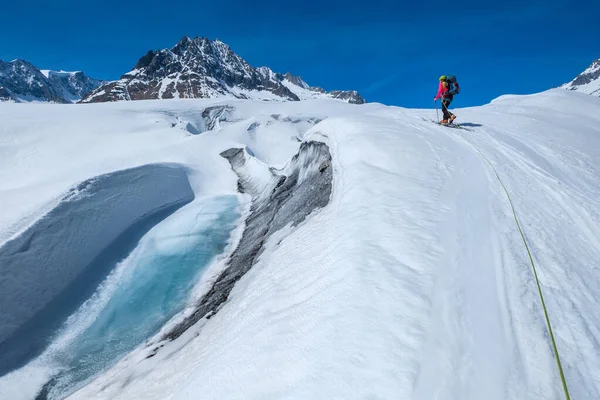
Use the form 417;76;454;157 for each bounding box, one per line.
442;96;454;120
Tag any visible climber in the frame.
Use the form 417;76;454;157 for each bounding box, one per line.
434;75;460;124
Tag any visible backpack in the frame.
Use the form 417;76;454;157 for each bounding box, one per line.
445;75;460;94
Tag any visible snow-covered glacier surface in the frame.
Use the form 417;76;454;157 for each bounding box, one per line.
1;91;600;400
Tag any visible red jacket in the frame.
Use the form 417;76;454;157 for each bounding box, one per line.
434;81;449;100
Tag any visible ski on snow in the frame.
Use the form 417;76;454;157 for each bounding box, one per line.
422;118;472;131
439;122;463;129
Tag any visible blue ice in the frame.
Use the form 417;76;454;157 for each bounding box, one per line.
41;195;240;399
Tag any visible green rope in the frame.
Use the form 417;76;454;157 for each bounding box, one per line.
461;134;571;400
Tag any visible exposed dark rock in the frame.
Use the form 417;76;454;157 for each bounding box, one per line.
0;60;67;103
562;59;600;96
135;50;156;70
82;37;301;103
164;141;333;341
329;89;366;104
282;72;367;104
82;36;365;104
309;86;327;94
571;59;600;86
0;86;13;101
283;72;310;89
0;59;104;103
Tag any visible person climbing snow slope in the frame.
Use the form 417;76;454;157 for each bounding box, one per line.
434;75;460;124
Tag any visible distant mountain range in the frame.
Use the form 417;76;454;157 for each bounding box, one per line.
561;59;600;96
3;38;597;105
81;36;365;104
0;60;104;103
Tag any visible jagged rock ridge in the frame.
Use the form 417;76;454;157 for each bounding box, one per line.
82;36;365;104
561;59;600;96
0;59;104;103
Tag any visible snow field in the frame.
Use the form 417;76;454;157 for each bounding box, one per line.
0;90;599;399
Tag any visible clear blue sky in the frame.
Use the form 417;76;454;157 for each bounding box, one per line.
1;0;598;107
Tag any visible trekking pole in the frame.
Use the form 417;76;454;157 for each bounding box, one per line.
435;100;439;123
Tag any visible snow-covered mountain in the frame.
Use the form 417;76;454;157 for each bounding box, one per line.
82;36;365;104
561;58;600;96
0;60;104;103
41;70;105;103
1;90;600;400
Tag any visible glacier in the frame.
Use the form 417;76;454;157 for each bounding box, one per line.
36;195;241;399
0;90;599;400
0;164;195;371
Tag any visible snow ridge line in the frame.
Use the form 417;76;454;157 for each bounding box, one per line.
457;131;572;400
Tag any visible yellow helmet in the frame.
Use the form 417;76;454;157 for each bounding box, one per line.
439;75;446;81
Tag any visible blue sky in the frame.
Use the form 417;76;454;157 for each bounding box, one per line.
1;0;598;107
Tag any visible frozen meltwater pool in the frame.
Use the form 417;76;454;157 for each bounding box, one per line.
0;195;240;400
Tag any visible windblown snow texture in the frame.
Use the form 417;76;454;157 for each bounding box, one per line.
0;164;194;374
2;92;600;400
165;141;332;340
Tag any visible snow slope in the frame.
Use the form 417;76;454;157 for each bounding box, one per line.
562;59;600;96
1;90;600;400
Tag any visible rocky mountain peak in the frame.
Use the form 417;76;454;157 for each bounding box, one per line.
134;50;156;70
0;59;103;103
562;58;600;96
82;36;365;104
284;72;310;89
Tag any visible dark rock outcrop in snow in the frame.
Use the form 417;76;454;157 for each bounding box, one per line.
165;141;333;341
45;70;105;103
82;36;365;104
82;37;298;103
0;164;194;375
0;60;67;103
0;86;13;101
283;72;310;89
0;59;104;103
282;71;366;104
561;59;600;96
328;89;365;103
